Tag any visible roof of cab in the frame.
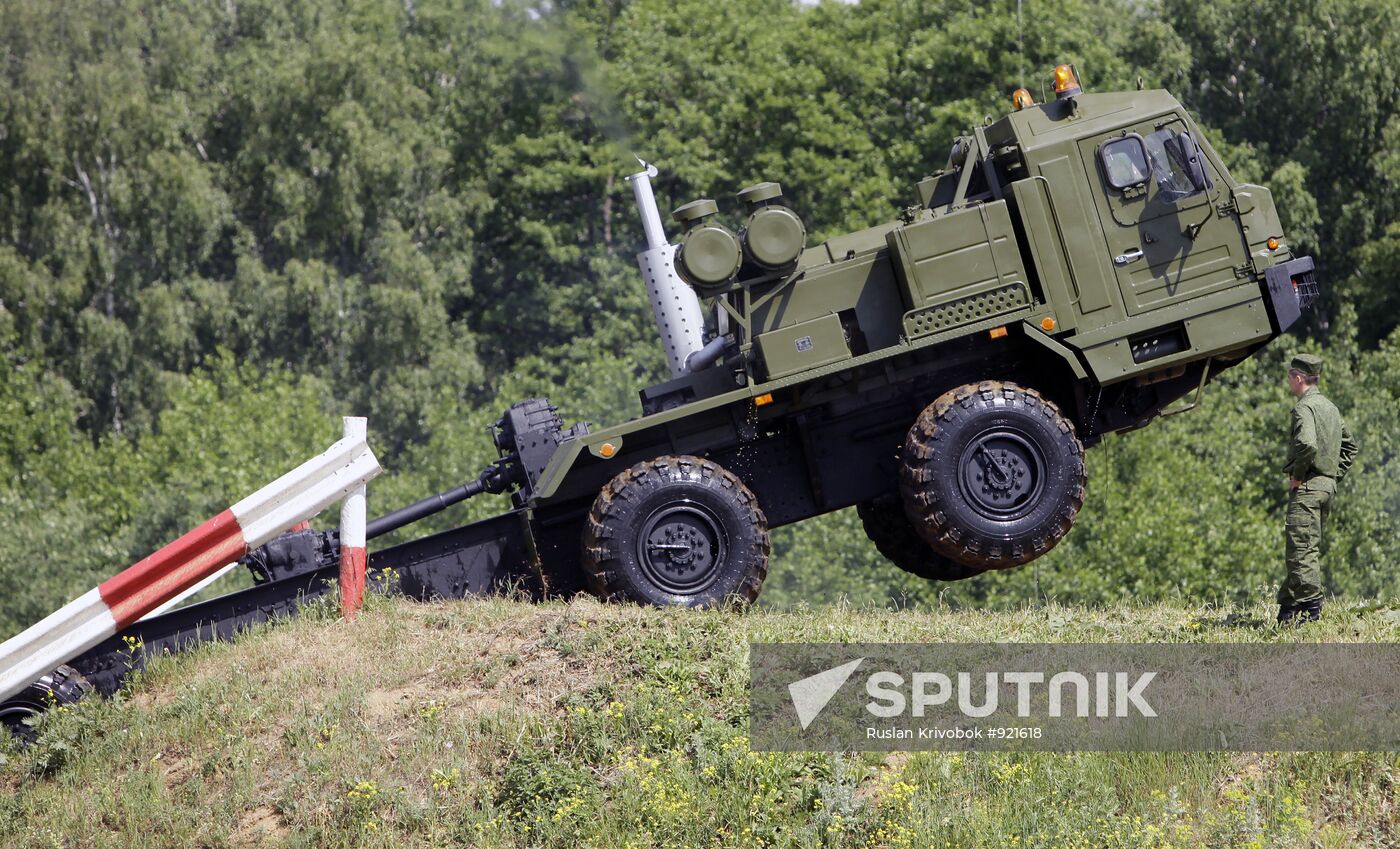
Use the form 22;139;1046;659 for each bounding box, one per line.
986;90;1186;154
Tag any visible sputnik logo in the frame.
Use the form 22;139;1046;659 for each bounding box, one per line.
788;657;864;730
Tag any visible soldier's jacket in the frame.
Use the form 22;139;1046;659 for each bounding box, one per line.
1283;386;1359;486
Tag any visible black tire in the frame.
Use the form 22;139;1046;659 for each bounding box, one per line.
1;665;93;744
856;497;986;582
900;380;1085;569
582;455;770;607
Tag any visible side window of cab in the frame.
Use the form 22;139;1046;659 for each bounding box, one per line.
1143;127;1211;202
1099;126;1212;203
1099;135;1150;189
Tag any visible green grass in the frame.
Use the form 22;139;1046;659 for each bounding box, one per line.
2;593;1398;848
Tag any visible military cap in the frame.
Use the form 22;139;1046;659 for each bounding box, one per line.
1289;353;1323;377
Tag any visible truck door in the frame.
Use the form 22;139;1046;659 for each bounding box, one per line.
1079;116;1248;316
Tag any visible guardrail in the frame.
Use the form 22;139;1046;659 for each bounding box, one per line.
0;417;380;704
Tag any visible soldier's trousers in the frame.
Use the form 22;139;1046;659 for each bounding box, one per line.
1279;480;1334;607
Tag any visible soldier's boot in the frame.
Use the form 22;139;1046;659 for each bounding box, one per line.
1277;600;1322;625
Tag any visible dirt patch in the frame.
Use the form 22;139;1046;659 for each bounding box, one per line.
359;632;587;732
854;751;912;805
126;599;615;709
152;749;193;786
365;686;419;723
364;683;517;724
1216;752;1270;799
232;804;288;846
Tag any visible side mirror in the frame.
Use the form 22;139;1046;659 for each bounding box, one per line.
1175;132;1211;192
947;137;971;169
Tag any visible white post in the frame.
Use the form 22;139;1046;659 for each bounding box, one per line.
339;416;368;620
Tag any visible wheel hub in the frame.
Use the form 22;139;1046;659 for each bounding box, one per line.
958;430;1046;521
637;502;727;594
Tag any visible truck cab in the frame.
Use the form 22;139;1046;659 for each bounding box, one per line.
719;72;1312;439
988;82;1309;422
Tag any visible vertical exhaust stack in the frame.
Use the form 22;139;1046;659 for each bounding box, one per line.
627;160;706;379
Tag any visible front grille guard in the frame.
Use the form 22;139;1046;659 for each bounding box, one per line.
1262;256;1318;333
1292;266;1320;312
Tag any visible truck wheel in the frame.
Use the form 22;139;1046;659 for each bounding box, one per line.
900;381;1085;569
856;497;985;582
1;665;93;744
583;455;770;607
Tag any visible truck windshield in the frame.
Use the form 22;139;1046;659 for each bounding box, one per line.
1145;129;1203;202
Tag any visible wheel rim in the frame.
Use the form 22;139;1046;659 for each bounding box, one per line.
1;702;40;739
957;428;1046;521
636;500;728;595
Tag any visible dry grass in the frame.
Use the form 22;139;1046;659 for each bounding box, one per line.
0;593;1396;847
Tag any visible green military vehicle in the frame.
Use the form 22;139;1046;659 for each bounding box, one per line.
480;63;1317;606
1;64;1325;728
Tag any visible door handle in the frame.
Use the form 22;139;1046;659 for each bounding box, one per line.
1114;248;1144;266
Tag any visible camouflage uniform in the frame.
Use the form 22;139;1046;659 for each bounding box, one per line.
1279;354;1358;616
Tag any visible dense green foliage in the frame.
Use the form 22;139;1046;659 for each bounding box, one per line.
1;0;1396;636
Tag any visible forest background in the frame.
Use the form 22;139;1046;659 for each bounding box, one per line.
2;0;1397;639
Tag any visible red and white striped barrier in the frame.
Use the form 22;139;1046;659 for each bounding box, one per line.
0;417;379;704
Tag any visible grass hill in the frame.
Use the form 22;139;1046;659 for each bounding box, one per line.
3;594;1398;848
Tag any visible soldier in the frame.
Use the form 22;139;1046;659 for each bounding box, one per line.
1278;353;1358;624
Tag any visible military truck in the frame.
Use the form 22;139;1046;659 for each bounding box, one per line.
488;63;1318;605
2;65;1319;729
